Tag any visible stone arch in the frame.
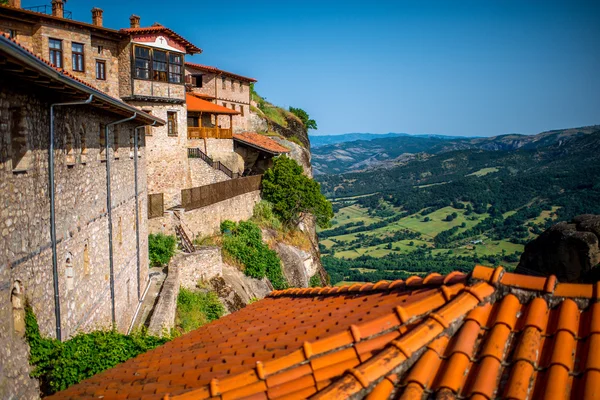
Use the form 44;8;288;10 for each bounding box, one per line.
65;252;74;291
11;281;25;335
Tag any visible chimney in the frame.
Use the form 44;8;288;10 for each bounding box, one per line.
91;8;103;27
8;0;21;8
51;0;64;18
130;15;140;29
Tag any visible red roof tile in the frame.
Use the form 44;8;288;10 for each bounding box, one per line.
186;62;257;83
233;132;291;155
121;25;201;54
49;266;600;399
186;93;239;115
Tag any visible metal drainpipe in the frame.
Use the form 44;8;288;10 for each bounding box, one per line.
133;122;156;300
105;113;137;327
49;95;94;341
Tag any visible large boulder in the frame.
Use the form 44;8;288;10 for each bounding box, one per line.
515;214;600;282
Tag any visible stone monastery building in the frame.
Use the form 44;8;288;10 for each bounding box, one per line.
0;1;292;397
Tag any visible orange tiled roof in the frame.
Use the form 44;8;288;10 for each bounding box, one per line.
233;132;291;155
186;93;240;115
49;266;600;399
186;62;257;83
121;25;201;54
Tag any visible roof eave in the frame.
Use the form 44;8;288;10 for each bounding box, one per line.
0;35;164;126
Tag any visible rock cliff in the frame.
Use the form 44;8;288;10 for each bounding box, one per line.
515;214;600;282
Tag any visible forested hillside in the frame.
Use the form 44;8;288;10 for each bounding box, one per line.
316;127;600;284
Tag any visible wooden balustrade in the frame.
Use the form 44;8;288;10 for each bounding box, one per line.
187;126;233;139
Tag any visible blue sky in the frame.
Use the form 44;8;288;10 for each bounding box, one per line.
26;0;600;136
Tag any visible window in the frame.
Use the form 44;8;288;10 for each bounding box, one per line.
65;125;75;166
72;42;84;72
11;281;25;335
222;102;227;108
193;74;203;88
97;45;103;54
222;76;226;89
152;49;168;82
167;112;177;136
240;105;244;116
168;53;183;83
83;242;90;276
9;29;16;39
144;110;153;136
240;81;244;93
113;127;120;159
129;130;134;158
96;60;106;80
49;38;63;68
134;46;150;79
80;127;87;163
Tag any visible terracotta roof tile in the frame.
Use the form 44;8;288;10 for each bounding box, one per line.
186;93;239;115
233;132;291;155
120;25;201;54
49;266;600;399
185;62;257;82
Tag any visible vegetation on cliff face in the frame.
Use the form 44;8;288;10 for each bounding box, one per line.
148;233;177;267
220;220;288;290
262;156;333;229
25;306;167;395
175;288;225;334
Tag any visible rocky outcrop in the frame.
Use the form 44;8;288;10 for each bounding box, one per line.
210;264;272;314
516;214;600;283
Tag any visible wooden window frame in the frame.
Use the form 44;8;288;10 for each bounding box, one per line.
49;38;63;69
133;45;184;84
193;74;203;88
167;111;178;137
72;42;85;72
95;60;106;80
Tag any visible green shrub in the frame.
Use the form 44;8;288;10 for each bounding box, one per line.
262;156;333;229
148;233;176;267
25;306;167;395
176;288;225;334
252;201;282;231
220;220;288;289
309;274;322;287
288;106;317;130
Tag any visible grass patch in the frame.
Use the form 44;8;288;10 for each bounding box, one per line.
175;287;225;335
467;167;500;177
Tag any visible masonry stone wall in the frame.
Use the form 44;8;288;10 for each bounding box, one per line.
133;80;185;101
0;17;123;99
189;158;229;187
0;79;149;345
133;101;190;209
147;248;223;336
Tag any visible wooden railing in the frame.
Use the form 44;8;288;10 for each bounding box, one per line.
187;127;233;139
181;175;262;211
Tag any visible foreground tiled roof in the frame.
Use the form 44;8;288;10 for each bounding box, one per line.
121;25;201;54
233;132;291;155
187;93;240;115
186;62;257;82
50;266;600;399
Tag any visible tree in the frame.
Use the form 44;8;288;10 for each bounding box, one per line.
262;156;333;228
288;107;317;130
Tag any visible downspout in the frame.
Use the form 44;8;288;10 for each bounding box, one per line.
49;95;93;341
133;122;156;300
105;113;137;328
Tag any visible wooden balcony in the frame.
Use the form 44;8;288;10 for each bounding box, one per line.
188;126;233;140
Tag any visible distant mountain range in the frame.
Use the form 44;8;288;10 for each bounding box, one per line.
308;132;466;148
311;125;600;175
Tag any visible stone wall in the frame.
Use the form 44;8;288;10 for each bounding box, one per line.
147;248;223;336
0;16;122;99
0;79;149;343
132;80;185;101
133;102;190;209
188;158;229;188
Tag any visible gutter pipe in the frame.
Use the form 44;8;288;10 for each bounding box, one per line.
105;113;137;327
49;94;93;341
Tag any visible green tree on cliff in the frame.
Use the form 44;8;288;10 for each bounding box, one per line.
288;107;317;130
262;156;333;228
